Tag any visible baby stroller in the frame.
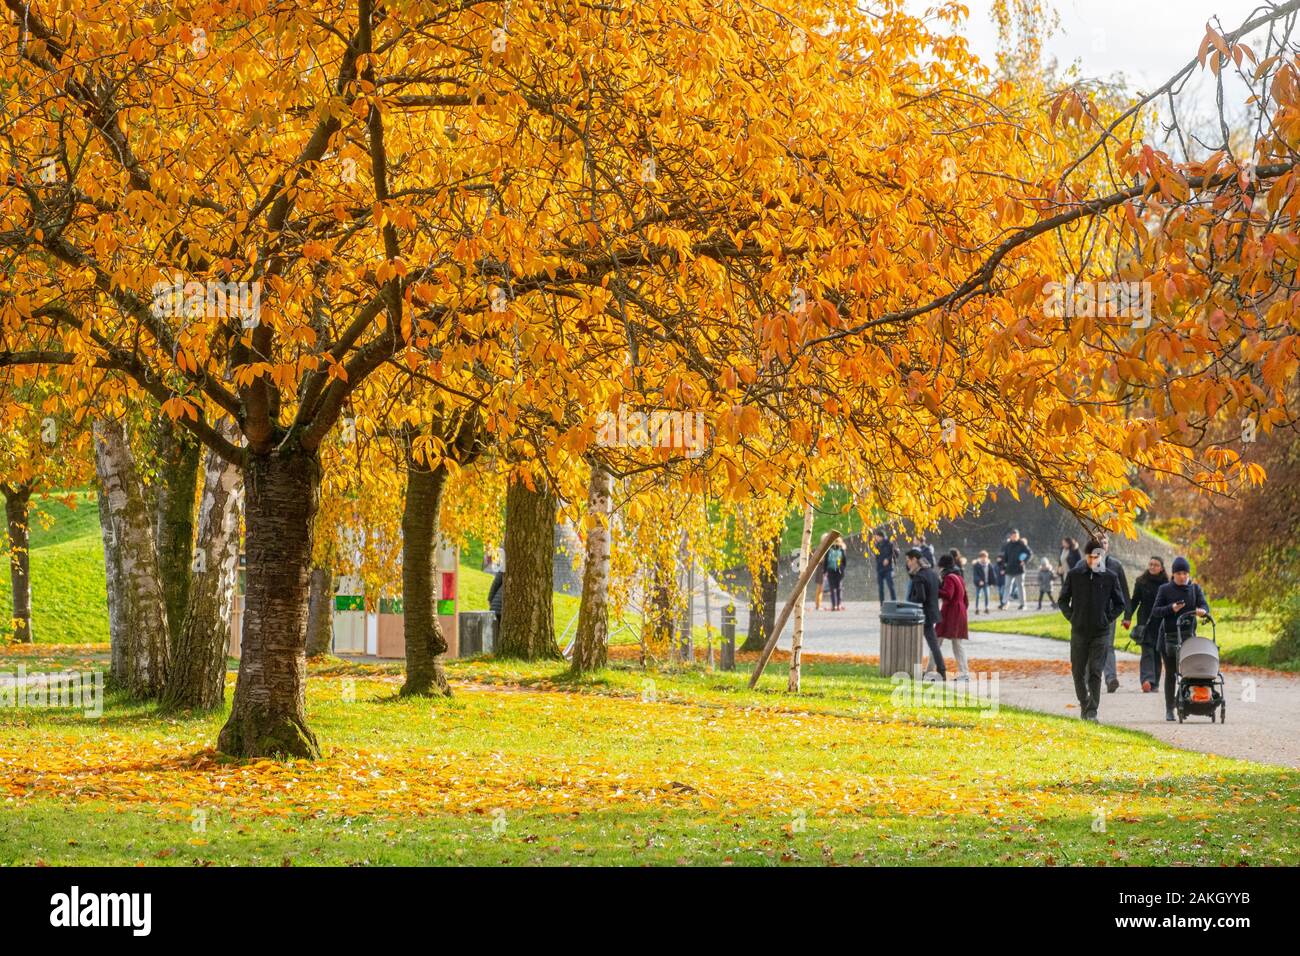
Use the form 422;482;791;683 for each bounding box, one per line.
1169;610;1226;724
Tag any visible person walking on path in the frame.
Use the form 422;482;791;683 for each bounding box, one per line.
1072;532;1129;693
823;537;848;611
971;550;993;614
999;529;1032;609
937;553;970;680
1057;539;1127;721
1036;557;1056;609
994;552;1007;606
906;547;946;681
1151;556;1211;721
1124;556;1169;694
488;565;506;634
913;533;935;569
1059;537;1082;583
814;558;827;610
873;529;897;603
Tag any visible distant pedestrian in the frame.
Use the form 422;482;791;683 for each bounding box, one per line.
1074;532;1129;693
824;537;848;611
1036;557;1056;609
914;533;935;569
488;566;506;632
1000;529;1032;609
949;548;966;574
994;553;1007;605
906;548;945;681
1151;556;1210;721
937;553;970;680
1059;537;1082;583
873;529;898;604
1124;557;1168;694
814;559;827;610
971;550;993;614
1057;539;1127;721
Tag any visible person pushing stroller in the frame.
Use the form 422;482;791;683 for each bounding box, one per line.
1150;556;1211;722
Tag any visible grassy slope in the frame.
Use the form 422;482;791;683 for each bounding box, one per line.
0;651;1296;865
0;498;610;647
0;493;107;645
974;602;1296;670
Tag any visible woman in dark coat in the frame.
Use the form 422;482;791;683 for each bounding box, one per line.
1123;557;1168;693
936;553;970;679
1059;537;1083;581
1151;556;1210;721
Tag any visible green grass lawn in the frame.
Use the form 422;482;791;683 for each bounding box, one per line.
0;492;108;645
974;602;1297;670
0;492;633;648
1;651;1296;865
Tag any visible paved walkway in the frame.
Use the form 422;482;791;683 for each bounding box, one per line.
752;599;1134;662
965;661;1300;770
744;598;1300;770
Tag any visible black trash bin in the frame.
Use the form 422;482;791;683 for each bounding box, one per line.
879;600;924;678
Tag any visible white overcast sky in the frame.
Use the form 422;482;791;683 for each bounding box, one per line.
940;0;1267;87
905;0;1286;151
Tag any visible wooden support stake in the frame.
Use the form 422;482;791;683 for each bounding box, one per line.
747;529;842;689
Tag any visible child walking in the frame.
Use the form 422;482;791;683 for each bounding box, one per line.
1037;557;1056;609
971;551;992;614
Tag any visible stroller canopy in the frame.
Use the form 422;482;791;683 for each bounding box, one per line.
1178;635;1220;680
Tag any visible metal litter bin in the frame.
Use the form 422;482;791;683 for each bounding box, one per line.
879;600;925;679
458;610;496;657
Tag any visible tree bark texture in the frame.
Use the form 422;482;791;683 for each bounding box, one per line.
496;476;560;660
93;419;170;699
399;431;453;696
304;567;334;658
571;463;613;674
217;447;321;759
161;424;243;712
151;415;201;647
741;533;781;652
2;485;34;643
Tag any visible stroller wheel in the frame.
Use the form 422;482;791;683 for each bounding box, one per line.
1210;710;1216;723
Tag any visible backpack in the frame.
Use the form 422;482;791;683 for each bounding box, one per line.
827;548;844;573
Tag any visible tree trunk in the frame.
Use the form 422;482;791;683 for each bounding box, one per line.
152;416;201;647
496;476;560;660
571;463;613;674
788;505;814;692
217;447;322;759
304;567;334;658
2;484;34;643
93;419;169;699
644;562;676;652
741;533;781;652
160;428;243;712
399;431;453;696
97;483;127;682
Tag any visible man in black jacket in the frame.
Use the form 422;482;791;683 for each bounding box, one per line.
873;530;897;603
1071;532;1130;693
1058;540;1127;721
999;529;1031;610
905;548;945;681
